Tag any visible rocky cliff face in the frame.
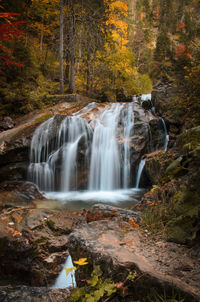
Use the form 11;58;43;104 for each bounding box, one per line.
139;82;200;245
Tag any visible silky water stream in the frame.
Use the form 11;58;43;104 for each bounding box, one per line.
28;99;168;210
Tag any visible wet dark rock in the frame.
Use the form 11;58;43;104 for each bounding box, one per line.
0;286;71;302
0;117;15;132
0;181;44;208
116;88;128;102
152;85;184;141
141;100;152;110
87;204;141;224
144;151;174;185
149;118;166;151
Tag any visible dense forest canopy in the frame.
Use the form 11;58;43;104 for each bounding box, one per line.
0;0;200;119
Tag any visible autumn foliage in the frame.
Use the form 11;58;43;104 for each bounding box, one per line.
0;8;25;71
175;43;192;59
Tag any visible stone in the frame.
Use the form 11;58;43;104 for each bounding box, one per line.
141;100;152;110
0;286;71;302
0;117;15;132
0;181;44;208
86;204;141;224
68;219;200;301
144;151;174;185
0;204;87;287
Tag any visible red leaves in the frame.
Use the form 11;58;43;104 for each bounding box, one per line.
0;8;25;71
178;22;186;30
175;43;192;59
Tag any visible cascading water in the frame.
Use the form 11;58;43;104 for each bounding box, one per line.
28;101;168;207
161;118;169;151
28;116;92;192
28;117;55;191
121;103;134;188
58;116;92;191
88;103;131;191
135;159;146;189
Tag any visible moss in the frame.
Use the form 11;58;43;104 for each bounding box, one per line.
179;126;200;152
166;157;182;174
167;216;199;243
45;219;55;231
34;113;53;123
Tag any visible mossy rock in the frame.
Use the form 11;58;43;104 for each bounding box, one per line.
167;215;199;244
166;156;182;174
179;126;200;151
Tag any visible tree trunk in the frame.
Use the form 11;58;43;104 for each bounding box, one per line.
40;21;44;52
59;0;64;94
86;46;91;93
76;29;82;73
65;31;70;86
69;0;75;93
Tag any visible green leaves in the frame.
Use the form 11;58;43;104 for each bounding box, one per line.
70;265;116;302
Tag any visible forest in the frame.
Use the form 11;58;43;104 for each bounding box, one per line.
0;0;200;301
0;0;199;120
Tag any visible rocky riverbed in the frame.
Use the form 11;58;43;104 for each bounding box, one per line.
0;184;199;301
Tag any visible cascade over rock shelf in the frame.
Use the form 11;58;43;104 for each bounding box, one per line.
27;100;168;207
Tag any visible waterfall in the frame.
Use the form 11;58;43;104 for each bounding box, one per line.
88;103;123;190
28;116;92;192
28;101;167;203
52;255;76;288
28;117;55;191
122;104;134;188
135;159;146;189
161;118;169;151
58;116;92;191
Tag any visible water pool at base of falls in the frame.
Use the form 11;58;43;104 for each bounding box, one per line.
44;188;145;210
28;99;168;211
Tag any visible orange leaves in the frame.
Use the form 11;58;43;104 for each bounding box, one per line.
175;43;192;59
6;226;22;238
129;218;139;228
178;22;186;30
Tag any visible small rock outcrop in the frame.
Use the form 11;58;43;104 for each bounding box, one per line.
0;201;87;287
0;286;71;302
0;117;15;132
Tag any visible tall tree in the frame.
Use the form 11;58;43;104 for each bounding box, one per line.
59;0;64;94
69;0;75;93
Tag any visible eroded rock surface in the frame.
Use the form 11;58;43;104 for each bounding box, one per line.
68;219;200;301
0;203;87;287
0;286;71;302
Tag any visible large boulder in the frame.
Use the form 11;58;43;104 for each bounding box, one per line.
68;219;199;301
0;204;87;287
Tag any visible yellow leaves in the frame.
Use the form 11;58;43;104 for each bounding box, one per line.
74;258;88;266
106;0;128;17
65;266;77;276
105;0;128;46
65;258;88;277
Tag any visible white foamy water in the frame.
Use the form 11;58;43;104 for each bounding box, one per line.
45;189;141;204
52;255;76;289
28;100;167;208
135;159;146;189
